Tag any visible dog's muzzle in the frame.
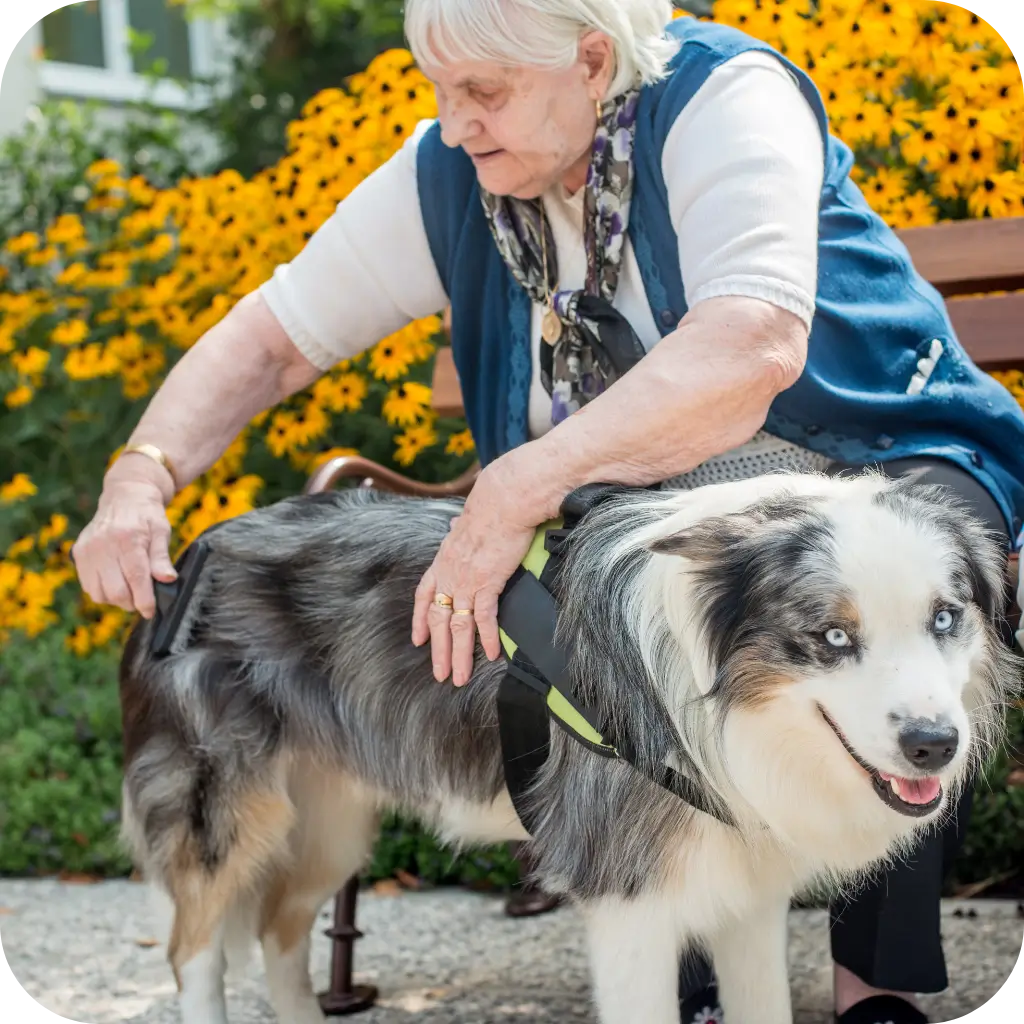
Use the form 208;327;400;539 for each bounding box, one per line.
817;706;944;818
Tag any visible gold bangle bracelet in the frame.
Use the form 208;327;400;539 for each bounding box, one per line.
121;443;178;490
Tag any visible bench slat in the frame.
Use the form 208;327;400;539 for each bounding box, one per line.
897;217;1024;297
946;292;1024;371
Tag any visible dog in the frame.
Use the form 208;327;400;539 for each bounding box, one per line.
118;470;1019;1024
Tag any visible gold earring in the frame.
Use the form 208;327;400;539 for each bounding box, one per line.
595;98;602;120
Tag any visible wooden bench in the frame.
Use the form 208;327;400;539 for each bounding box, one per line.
307;214;1024;1015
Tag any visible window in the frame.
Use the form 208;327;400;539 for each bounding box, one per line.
41;2;106;69
38;0;222;108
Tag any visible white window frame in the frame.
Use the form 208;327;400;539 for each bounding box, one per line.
38;0;226;109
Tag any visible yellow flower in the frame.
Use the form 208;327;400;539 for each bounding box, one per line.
25;245;59;267
128;176;157;206
861;167;910;213
86;158;122;179
445;429;476;457
5;231;39;255
0;473;37;503
383;382;432;426
968;171;1024;219
266;411;298;458
63;343;120;381
51;319;90;346
309;447;360;471
4;385;34;409
369;335;416;382
66;627;92;657
394;423;438;466
901;129;949;170
91;608;128;646
313;371;368;413
288;401;331;446
47;213;86;246
11;347;49;382
57;262;88;287
38;514;69;547
5;535;36;559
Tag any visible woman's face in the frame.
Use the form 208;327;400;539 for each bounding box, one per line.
422;34;614;199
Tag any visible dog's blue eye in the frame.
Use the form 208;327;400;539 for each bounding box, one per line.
934;609;955;632
825;628;851;648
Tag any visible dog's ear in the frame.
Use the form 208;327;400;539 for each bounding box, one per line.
647;516;747;562
649;492;821;561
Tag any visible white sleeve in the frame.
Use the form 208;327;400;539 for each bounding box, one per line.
258;120;448;371
662;51;824;330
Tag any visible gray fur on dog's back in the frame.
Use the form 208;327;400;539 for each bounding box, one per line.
120;490;509;866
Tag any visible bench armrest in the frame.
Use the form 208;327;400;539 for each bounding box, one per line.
305;454;480;498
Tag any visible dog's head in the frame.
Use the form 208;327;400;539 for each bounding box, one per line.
649;472;1019;837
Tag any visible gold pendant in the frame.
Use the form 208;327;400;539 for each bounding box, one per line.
541;307;563;345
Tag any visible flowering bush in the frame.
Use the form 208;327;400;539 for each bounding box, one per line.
0;49;474;654
706;0;1023;224
2;0;1015;656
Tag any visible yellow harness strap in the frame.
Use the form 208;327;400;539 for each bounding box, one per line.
498;519;616;754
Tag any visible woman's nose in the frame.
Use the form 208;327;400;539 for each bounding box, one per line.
439;104;480;150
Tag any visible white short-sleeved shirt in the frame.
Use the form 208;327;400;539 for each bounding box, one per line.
260;50;831;476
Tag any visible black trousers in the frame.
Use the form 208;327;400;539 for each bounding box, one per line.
679;456;1012;1001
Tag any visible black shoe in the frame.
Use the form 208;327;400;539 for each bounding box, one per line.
679;984;723;1024
835;995;928;1024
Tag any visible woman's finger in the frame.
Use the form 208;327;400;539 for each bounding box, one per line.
412;569;437;646
96;559;134;612
427;594;455;682
122;543;159;619
473;589;502;662
449;601;477;687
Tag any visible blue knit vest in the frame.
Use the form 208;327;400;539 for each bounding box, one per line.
416;18;1024;542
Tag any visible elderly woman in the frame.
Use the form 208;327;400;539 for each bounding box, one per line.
74;3;1024;1023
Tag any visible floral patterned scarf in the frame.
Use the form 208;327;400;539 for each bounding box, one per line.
479;90;646;425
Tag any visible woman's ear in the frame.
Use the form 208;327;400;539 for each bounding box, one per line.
578;30;616;99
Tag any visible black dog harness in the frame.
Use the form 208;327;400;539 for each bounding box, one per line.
495;484;737;835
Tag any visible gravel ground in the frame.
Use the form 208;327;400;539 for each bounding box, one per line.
0;881;1020;1024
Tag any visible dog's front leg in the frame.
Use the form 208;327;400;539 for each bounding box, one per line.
582;895;680;1024
707;897;792;1024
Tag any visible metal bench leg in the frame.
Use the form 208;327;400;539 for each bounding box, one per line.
318;878;378;1015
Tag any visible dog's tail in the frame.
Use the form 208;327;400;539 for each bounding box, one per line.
119;626;296;975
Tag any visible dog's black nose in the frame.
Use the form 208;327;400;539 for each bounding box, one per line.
898;721;959;771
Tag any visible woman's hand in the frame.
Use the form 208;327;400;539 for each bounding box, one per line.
72;457;178;620
412;462;543;687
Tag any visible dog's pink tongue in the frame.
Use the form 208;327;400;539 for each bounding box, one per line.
879;772;942;804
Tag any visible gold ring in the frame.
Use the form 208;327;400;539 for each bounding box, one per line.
452;608;474;616
434;593;454;608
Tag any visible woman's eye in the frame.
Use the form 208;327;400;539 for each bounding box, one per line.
825;627;851;648
934;609;955;632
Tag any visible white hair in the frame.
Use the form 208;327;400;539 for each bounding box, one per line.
404;0;681;98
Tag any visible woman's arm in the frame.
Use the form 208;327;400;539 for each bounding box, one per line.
113;291;322;502
490;295;809;520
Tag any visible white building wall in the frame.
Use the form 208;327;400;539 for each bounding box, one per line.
0;23;43;139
